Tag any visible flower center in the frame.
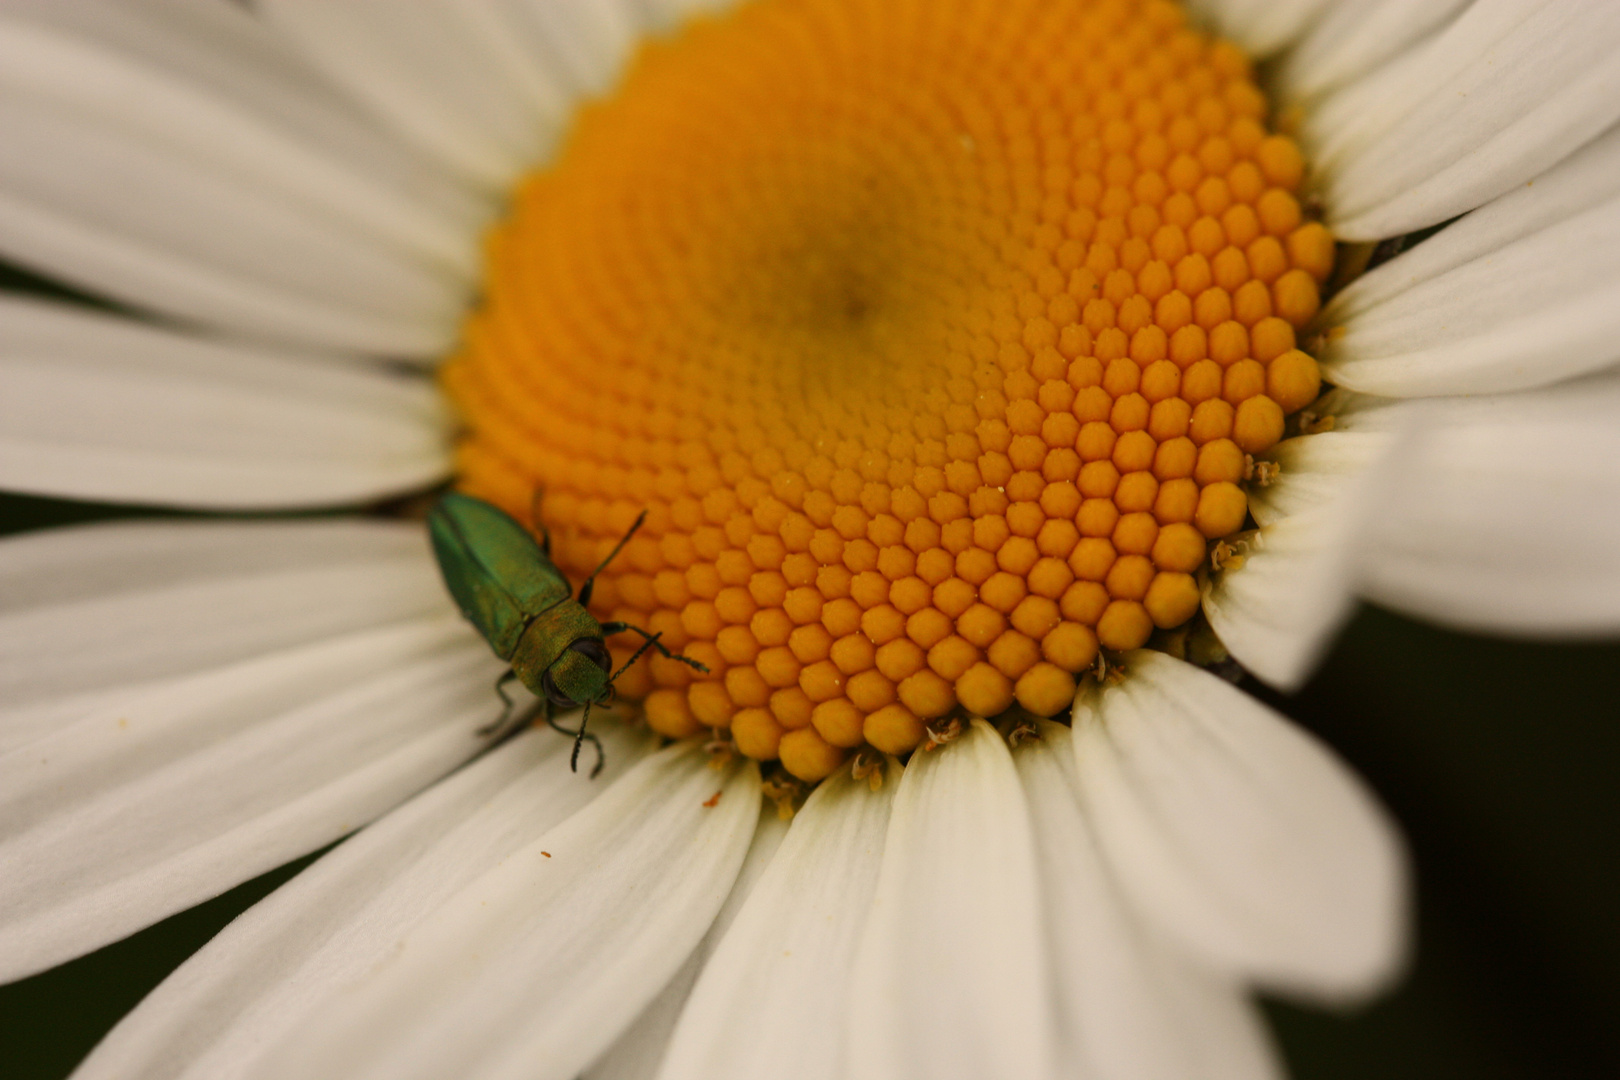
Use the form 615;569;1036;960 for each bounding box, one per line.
447;0;1329;782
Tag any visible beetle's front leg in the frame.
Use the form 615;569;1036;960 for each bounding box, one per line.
477;669;526;737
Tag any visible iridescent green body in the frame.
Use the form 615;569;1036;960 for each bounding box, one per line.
428;491;614;708
428;491;703;772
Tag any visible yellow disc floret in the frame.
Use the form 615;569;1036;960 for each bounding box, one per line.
448;0;1328;780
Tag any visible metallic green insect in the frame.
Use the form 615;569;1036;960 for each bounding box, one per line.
428;491;703;774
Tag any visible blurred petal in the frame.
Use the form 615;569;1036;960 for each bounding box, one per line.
0;614;504;982
1;518;447;750
1357;373;1620;634
639;0;739;31
0;0;481;257
1277;0;1469;102
1073;652;1408;1004
1321;124;1620;397
73;721;656;1080
656;759;899;1080
256;0;641;187
1015;722;1281;1080
0;1;482;353
255;743;760;1080
504;0;641;100
0;517;499;979
0;296;448;509
1311;0;1620;240
848;720;1057;1080
1187;0;1334;58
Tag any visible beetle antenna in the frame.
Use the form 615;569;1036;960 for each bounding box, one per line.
567;700;605;778
600;621;709;673
607;629;665;686
543;703;604;778
577;510;647;607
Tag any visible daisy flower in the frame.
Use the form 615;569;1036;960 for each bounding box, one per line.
3;1;1619;1078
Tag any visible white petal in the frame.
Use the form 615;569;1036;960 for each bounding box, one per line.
1072;652;1408;1004
0;296;449;509
1276;0;1469;103
848;720;1057;1080
72;720;657;1080
0;517;494;977
0;518;447;737
1355;373;1620;634
1187;0;1334;58
1320;124;1620;397
0;0;481;264
256;0;641;188
505;0;641;100
586;807;788;1080
1326;125;1620;321
0;4;481;353
1310;0;1620;240
1201;509;1352;691
1015;722;1281;1080
254;743;761;1080
0;614;506;982
656;758;900;1080
639;0;740;31
1244;430;1394;529
1203;428;1400;690
581;961;703;1080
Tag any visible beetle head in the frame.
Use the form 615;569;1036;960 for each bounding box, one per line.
542;638;612;708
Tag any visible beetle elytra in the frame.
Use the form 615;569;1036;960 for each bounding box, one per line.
428;491;704;773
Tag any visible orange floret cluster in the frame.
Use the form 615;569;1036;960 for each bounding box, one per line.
447;0;1328;781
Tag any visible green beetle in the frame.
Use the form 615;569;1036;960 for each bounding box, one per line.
428;491;702;774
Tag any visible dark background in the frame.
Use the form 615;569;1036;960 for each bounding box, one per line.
3;488;1617;1079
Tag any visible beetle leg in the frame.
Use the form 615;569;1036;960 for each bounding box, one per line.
478;669;524;737
527;488;553;554
478;670;552;746
485;700;548;749
577;510;648;606
600;621;710;673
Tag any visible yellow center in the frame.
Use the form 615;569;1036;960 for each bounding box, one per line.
446;0;1329;782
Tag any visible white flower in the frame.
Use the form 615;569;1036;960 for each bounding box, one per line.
2;2;1619;1079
